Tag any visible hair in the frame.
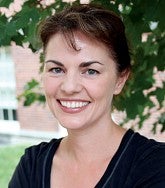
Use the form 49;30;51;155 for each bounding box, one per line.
40;4;131;74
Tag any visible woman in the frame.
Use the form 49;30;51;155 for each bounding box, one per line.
9;4;165;188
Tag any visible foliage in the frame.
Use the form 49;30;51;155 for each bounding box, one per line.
17;79;45;106
0;0;164;133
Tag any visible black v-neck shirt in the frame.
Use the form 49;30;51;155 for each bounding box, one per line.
9;129;165;188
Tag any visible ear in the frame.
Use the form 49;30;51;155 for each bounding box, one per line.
114;70;130;95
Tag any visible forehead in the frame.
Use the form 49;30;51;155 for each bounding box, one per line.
45;32;117;72
45;31;110;57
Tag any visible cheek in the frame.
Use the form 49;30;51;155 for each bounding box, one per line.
86;78;116;101
42;76;58;96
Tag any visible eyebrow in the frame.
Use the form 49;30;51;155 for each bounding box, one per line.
45;60;64;66
79;61;104;67
45;60;104;67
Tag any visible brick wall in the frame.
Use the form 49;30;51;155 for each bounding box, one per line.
11;44;58;132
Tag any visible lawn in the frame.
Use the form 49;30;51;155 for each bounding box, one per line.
0;144;28;188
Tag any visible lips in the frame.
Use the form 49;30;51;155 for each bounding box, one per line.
60;101;89;108
57;99;90;112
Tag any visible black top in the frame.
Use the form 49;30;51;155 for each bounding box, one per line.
9;129;165;188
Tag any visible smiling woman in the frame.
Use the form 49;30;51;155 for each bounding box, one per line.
9;3;165;188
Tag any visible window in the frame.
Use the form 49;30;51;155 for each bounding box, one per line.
0;47;18;123
0;108;17;121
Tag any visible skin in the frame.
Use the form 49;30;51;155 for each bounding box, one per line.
42;31;129;187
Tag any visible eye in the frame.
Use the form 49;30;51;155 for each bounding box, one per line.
50;67;64;74
86;69;100;75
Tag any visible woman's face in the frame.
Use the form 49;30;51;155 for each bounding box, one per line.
43;32;127;131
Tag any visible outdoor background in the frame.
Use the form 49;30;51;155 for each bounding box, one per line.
0;0;165;187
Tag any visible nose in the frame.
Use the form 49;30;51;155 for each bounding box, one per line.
60;72;83;94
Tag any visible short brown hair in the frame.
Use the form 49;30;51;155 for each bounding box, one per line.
40;4;131;74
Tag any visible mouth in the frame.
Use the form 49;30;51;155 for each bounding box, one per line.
57;100;90;109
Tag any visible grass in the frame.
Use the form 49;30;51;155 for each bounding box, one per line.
0;144;28;188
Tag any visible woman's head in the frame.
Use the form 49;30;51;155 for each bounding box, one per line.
40;4;131;75
41;4;131;128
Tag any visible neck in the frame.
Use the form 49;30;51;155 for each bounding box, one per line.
61;119;126;163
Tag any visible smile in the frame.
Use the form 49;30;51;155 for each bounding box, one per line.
59;101;90;109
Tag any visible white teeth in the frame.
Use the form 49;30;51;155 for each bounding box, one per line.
60;101;89;108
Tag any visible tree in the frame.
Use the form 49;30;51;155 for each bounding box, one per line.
0;0;164;133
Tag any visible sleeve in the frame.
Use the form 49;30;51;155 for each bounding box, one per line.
144;162;165;188
135;143;165;188
142;172;165;188
8;147;33;188
149;181;165;188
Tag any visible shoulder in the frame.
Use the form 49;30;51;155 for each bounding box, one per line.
121;129;165;172
123;129;165;159
132;131;165;160
9;138;62;187
23;138;62;161
129;130;165;186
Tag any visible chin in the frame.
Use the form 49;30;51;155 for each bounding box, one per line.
58;118;87;131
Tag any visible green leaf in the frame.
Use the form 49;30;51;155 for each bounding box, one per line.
24;79;39;90
159;113;165;132
38;94;46;103
11;33;25;46
154;0;165;31
24;93;36;106
149;87;165;104
5;21;17;36
0;0;14;7
124;91;147;119
0;16;7;45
